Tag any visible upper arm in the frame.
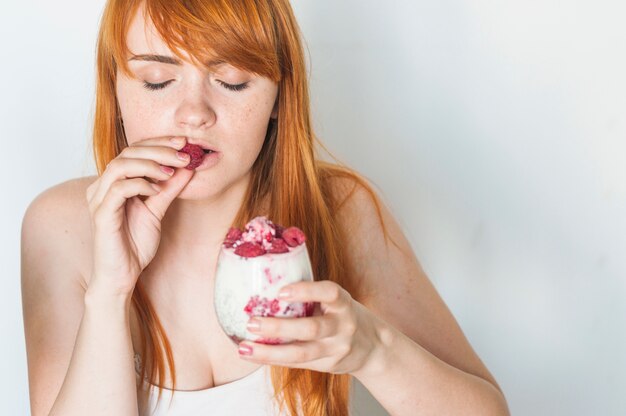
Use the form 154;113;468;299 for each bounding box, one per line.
331;175;503;393
21;178;92;416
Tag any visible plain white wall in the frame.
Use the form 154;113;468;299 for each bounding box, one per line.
2;1;625;415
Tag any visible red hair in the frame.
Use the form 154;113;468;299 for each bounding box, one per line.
93;0;390;414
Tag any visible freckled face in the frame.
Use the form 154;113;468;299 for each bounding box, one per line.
115;6;278;199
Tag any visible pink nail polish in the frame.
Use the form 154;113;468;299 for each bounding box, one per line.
176;151;190;160
278;288;292;299
160;165;175;175
238;344;253;356
247;319;261;332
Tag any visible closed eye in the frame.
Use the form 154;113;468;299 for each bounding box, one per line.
142;80;249;92
142;80;173;91
216;80;249;91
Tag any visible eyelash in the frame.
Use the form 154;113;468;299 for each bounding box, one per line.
142;80;249;92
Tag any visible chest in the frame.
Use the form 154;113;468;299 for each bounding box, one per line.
129;264;259;390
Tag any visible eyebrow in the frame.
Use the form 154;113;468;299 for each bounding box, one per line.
128;54;225;68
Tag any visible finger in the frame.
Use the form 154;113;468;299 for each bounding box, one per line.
131;136;187;150
279;281;349;310
91;158;183;208
94;178;160;228
89;137;187;208
143;166;194;220
238;340;329;367
93;146;191;207
247;315;337;341
118;145;191;168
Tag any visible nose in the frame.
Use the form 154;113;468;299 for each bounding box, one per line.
174;89;216;131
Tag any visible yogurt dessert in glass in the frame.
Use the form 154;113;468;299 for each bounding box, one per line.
214;216;315;345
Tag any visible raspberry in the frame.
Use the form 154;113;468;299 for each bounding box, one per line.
304;301;315;317
224;227;243;247
179;143;205;170
274;224;285;238
268;238;289;254
234;242;266;258
282;226;306;247
226;227;243;240
243;295;281;317
224;218;307;256
283;301;315;317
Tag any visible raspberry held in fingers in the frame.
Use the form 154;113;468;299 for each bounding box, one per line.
178;143;205;170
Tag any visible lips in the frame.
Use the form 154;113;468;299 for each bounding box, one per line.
186;139;218;153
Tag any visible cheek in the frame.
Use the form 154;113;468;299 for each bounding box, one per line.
116;92;164;143
229;98;274;148
230;121;269;163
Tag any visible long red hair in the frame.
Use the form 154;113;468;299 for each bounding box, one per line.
92;0;388;414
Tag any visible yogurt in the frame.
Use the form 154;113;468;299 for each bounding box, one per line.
214;217;315;344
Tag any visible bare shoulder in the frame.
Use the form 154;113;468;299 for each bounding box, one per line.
325;169;503;393
23;175;97;219
325;171;412;301
21;175;98;290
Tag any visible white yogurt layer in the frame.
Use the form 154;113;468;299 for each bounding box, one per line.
214;243;314;343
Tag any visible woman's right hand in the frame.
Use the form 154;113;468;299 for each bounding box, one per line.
85;136;194;297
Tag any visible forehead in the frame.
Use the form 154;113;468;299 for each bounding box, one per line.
125;4;191;62
120;3;273;78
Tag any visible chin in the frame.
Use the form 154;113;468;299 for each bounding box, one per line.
175;178;221;200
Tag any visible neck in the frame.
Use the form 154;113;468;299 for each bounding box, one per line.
149;175;251;279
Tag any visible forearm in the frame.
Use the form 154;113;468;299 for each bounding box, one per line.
352;322;510;416
48;286;138;416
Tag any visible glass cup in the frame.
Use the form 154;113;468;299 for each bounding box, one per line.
214;242;315;345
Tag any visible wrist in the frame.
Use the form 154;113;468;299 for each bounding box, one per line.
84;279;134;309
352;318;396;381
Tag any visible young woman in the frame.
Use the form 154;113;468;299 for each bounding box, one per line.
21;1;510;415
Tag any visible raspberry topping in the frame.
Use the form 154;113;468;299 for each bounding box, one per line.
282;227;306;247
223;216;306;257
226;227;243;241
274;224;285;238
268;238;289;254
234;242;266;258
179;143;205;170
242;216;276;250
224;227;243;248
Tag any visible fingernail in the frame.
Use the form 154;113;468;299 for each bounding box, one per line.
171;137;185;145
238;344;253;356
160;165;175;175
247;318;261;332
176;151;190;160
278;288;292;299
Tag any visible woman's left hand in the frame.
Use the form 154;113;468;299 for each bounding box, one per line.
237;280;384;375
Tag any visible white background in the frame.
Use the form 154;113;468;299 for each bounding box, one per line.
2;1;625;415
